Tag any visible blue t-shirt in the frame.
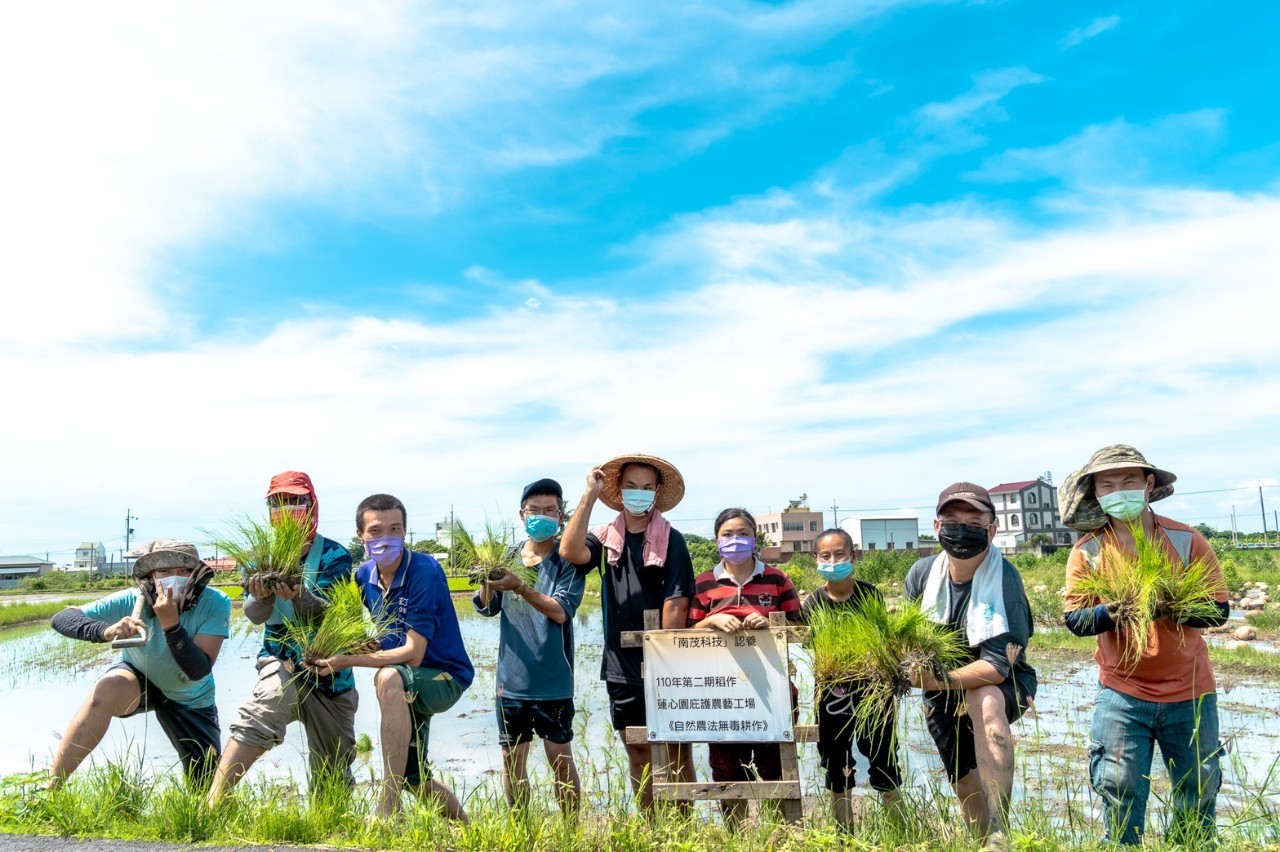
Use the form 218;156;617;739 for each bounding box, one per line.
250;534;355;695
80;586;232;708
473;544;585;701
356;551;474;689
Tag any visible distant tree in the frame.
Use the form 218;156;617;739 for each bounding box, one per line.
412;539;446;555
347;536;365;563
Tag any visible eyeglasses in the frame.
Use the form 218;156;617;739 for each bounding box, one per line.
939;521;990;534
524;507;562;518
269;496;312;509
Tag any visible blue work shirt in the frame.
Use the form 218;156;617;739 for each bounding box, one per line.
473;543;585;701
356;550;474;689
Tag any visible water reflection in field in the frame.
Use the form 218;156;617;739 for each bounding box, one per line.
1;599;1277;821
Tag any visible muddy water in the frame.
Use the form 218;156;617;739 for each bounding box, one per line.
2;602;1278;817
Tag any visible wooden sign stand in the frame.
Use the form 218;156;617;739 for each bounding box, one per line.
620;609;818;823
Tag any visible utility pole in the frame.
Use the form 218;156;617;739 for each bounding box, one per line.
449;505;455;577
1231;506;1238;548
125;508;136;554
1261;487;1270;548
408;529;415;546
830;500;840;529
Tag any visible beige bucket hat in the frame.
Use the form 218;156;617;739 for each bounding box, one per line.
598;453;685;513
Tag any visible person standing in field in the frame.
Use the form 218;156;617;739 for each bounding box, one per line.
47;539;230;789
800;527;903;827
903;482;1038;851
559;453;696;811
309;493;474;821
1060;445;1229;845
474;478;586;814
688;507;801;827
208;471;357;803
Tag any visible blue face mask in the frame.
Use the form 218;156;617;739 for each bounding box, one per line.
524;514;559;542
1098;489;1147;521
621;489;656;516
817;560;853;581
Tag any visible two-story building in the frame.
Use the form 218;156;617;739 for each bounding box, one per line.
758;499;825;559
74;541;106;572
990;479;1079;549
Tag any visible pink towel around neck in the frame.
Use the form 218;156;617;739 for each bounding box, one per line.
593;510;672;568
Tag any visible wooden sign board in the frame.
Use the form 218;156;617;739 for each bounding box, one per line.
641;626;792;743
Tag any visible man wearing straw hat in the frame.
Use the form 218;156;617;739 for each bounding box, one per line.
46;539;231;789
1061;445;1229;845
560;453;696;810
208;470;358;803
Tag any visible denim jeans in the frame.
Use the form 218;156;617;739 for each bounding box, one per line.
1089;686;1222;845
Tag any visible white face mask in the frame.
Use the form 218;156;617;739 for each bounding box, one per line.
157;575;190;593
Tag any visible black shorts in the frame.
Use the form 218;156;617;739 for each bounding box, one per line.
924;678;1030;785
109;662;221;784
816;684;903;793
606;680;647;732
496;696;575;747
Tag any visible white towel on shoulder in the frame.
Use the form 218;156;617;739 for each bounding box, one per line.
920;546;1009;646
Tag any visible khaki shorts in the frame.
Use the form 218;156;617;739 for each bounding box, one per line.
229;657;359;782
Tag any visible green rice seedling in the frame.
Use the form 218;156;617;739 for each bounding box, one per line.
205;508;311;591
278;578;396;669
1072;521;1223;669
807;596;967;738
452;520;538;587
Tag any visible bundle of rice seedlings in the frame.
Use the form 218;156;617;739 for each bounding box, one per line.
280;578;396;669
205;509;310;591
808;596;968;737
1073;521;1223;669
451;521;538;587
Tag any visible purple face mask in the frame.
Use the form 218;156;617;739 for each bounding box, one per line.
717;535;755;563
364;535;405;569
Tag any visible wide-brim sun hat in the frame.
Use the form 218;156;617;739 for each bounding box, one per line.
128;538;205;579
598;453;685;513
1059;444;1176;532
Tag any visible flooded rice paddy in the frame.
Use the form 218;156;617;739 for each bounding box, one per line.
1;598;1278;820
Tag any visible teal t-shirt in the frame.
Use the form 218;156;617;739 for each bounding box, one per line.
80;586;232;708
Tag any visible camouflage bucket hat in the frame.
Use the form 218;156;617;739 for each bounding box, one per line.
1058;444;1177;532
129;538;204;580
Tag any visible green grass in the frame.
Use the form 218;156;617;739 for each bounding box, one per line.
0;598;93;628
1070;522;1222;670
204;509;311;589
1245;608;1280;634
4;753;1279;851
807;596;968;738
279;578;396;667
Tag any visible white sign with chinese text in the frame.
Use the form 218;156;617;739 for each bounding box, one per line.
642;627;792;742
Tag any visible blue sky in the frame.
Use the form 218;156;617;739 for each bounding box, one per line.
2;0;1278;559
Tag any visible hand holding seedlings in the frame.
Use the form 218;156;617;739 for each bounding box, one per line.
305;655;348;677
153;581;179;630
103;615;146;643
487;569;524;593
245;576;273;600
273;583;301;602
908;661;947;691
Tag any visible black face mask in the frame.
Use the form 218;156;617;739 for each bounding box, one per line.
938;523;990;560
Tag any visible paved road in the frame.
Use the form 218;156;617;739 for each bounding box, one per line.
0;837;367;852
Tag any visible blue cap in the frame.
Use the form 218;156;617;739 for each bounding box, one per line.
521;478;563;505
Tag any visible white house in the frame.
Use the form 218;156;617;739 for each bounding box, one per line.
990;479;1079;549
74;541;106;572
840;516;922;552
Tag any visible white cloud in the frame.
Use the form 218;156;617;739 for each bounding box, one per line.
1061;15;1121;50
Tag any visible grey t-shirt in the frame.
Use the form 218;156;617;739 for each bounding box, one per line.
903;552;1038;701
474;544;586;701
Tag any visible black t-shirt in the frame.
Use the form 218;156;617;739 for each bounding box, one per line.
799;581;884;622
581;527;695;684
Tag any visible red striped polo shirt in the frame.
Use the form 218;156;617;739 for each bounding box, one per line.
688;560;801;624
